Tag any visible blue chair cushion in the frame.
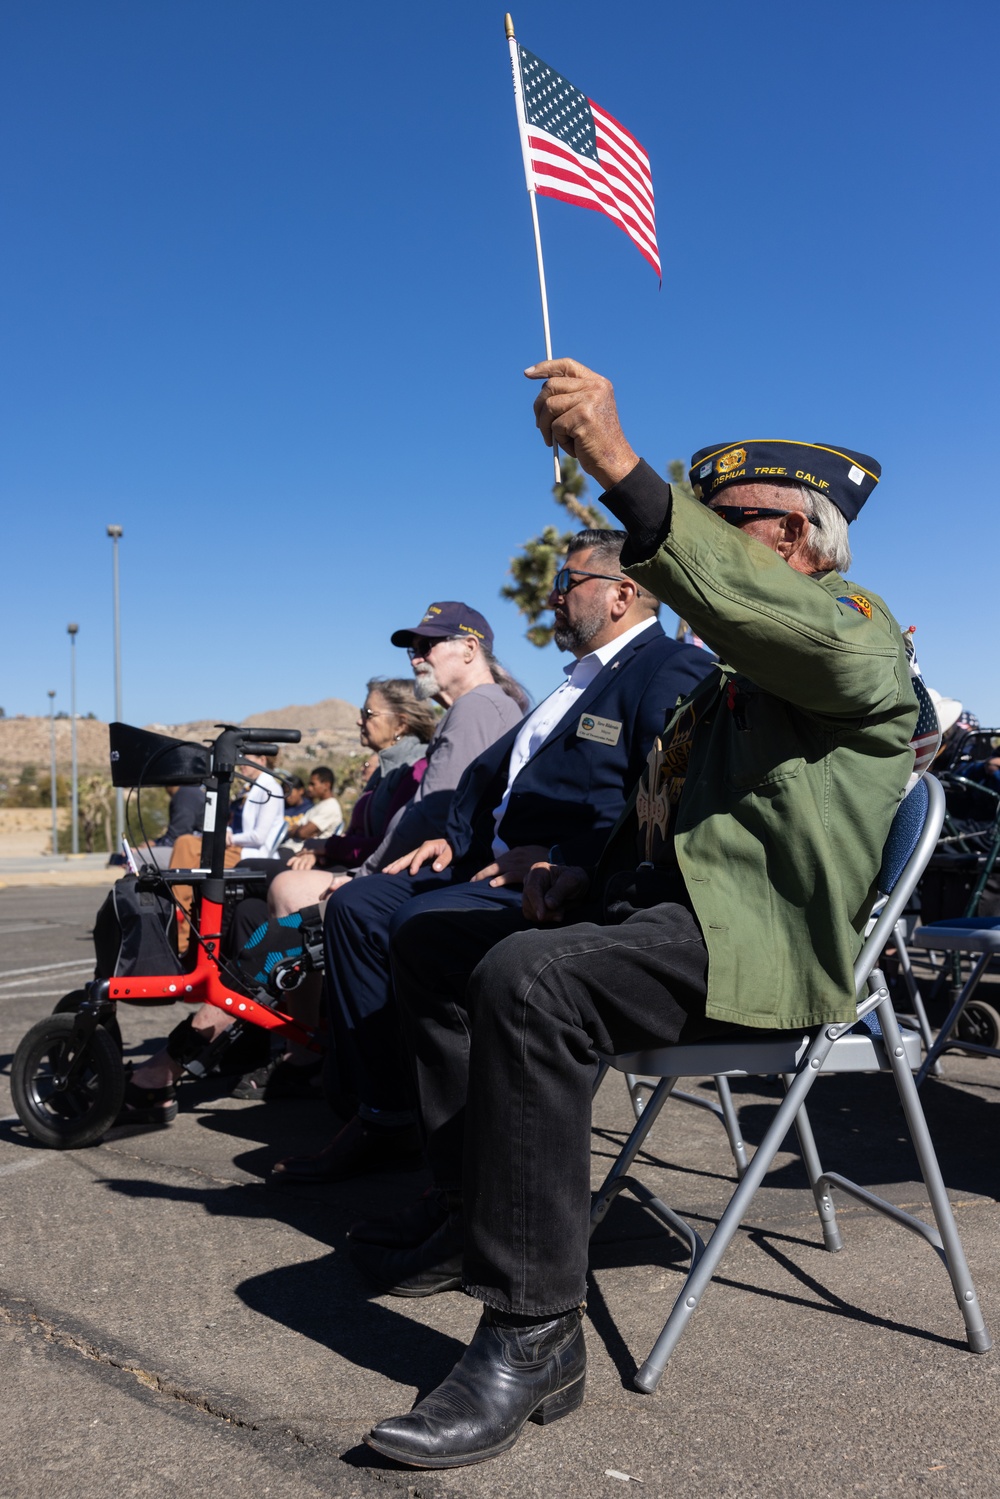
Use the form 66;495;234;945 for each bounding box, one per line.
877;776;928;897
909;916;1000;952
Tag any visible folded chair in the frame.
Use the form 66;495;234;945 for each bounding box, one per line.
590;774;991;1392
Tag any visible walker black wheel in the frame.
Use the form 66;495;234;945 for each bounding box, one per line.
53;990;124;1052
956;999;1000;1052
11;1014;126;1149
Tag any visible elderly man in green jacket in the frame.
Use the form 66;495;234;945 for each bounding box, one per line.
366;359;919;1471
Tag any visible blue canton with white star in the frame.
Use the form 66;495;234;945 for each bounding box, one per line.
519;47;598;161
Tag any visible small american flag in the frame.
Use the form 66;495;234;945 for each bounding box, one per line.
516;46;660;278
909;672;941;781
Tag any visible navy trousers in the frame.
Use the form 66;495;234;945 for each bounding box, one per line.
322;870;449;1117
322;871;528;1116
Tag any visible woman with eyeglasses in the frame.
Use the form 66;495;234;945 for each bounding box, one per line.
285;678;438;891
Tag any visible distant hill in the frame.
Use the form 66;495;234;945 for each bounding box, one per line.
0;698;361;779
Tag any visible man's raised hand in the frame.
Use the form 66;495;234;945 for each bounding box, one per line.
525;358;639;492
521;862;590;924
383;838;454;877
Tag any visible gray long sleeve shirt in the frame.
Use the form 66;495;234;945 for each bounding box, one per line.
354;682;525;876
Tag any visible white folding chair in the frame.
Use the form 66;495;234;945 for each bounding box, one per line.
590;774;992;1392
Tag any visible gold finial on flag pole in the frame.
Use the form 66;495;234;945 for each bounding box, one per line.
504;13;515;40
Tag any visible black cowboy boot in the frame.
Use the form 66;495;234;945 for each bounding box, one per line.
365;1305;586;1468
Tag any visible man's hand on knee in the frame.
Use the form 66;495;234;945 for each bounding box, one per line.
522;862;590;923
288;851;318;871
383;839;454;876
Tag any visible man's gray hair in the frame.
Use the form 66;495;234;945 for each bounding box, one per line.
791;486;852;574
480;645;531;713
566;528;660;614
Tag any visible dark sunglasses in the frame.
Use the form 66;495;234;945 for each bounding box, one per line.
406;635;458;660
552;566;626;596
711;504;820;528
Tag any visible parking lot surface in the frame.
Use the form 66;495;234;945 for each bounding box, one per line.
1;884;999;1498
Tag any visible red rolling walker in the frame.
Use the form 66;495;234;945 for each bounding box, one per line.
11;721;321;1148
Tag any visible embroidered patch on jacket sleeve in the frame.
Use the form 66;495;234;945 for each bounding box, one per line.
837;593;873;619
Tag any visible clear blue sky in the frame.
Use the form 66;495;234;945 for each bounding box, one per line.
3;0;997;732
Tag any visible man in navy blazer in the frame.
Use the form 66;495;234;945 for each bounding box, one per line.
271;529;711;1191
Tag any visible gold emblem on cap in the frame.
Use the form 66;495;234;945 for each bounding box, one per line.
716;447;746;474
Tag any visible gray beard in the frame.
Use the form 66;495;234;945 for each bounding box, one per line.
413;668;439;701
553;602;605;654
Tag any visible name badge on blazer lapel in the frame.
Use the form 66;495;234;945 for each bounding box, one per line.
577;713;622;747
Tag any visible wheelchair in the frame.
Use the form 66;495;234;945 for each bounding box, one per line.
901;728;1000;1048
11;720;326;1149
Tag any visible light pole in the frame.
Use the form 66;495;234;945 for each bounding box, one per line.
47;689;58;856
107;524;124;851
67;624;79;855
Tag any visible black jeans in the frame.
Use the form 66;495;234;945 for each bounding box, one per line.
456;900;714;1316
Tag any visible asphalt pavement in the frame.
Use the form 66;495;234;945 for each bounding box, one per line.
0;853;120;891
1;884;999;1498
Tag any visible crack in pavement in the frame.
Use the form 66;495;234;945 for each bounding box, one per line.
0;1290;305;1441
0;1291;457;1498
94;1139;263;1190
0;1283;476;1499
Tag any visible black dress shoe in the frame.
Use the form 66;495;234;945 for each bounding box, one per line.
348;1187;460;1248
365;1306;586;1468
269;1114;423;1182
351;1211;464;1296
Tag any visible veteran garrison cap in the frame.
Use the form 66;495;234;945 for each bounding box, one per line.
688;440;881;522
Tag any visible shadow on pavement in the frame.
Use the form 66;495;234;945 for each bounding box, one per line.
97;1166;468;1396
725;1070;1000;1200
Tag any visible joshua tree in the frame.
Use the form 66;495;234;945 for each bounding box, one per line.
503;456;694;647
501;456;609;647
79;774;113;854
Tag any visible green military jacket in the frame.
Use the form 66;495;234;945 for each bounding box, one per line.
597;484;918;1030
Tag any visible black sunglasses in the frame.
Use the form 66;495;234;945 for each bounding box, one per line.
406;635;460;660
552;566;626;596
711;504;820;528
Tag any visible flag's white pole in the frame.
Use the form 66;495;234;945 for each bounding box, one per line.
506;13;561;483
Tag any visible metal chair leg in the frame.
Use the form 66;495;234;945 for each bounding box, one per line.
623;1070;655;1119
782;1076;843;1252
632;1059;823;1392
916;952;995;1085
713;1074;750;1180
875;1000;991;1353
893;920;942;1076
591;1078;677;1235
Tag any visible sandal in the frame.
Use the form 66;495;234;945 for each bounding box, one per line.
231;1056;280;1100
116;1066;178;1127
232;1056;322;1101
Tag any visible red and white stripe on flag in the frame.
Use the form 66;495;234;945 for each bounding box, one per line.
525;103;659;278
